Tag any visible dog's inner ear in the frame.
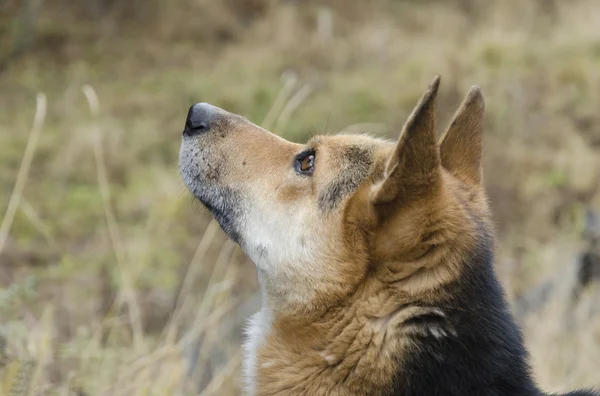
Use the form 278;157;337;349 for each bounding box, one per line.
369;76;442;206
438;86;485;185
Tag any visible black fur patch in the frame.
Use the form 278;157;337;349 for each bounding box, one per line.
317;146;373;212
385;231;600;396
192;181;243;245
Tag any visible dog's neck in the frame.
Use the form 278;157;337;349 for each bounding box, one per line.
257;227;473;322
243;191;486;395
244;260;457;396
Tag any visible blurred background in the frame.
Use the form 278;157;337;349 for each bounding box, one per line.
1;0;600;395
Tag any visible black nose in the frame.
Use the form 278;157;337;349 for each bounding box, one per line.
183;103;213;137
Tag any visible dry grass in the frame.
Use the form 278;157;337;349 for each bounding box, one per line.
1;0;600;394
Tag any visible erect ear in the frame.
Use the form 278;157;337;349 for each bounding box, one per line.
438;86;485;185
370;76;442;205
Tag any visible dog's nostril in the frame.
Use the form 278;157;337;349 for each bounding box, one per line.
183;103;214;137
186;119;208;132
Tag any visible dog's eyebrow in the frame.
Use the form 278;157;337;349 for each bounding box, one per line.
306;136;322;148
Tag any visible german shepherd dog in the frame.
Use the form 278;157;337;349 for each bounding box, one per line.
179;76;599;396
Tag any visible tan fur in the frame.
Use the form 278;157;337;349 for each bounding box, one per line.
179;76;492;395
439;85;485;185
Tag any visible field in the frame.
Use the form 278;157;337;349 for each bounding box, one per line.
1;0;600;394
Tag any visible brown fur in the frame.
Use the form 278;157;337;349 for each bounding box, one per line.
249;80;490;395
178;77;518;395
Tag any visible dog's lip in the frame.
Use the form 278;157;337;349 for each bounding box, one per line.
201;197;220;216
191;185;243;245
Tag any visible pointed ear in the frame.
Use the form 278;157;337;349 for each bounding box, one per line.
370;76;442;205
438;86;485;185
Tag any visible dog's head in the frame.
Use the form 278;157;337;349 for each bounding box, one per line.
179;77;490;316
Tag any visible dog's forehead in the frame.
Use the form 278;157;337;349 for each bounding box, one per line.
305;134;391;212
309;134;393;174
307;133;389;149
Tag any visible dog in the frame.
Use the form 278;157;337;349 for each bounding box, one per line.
179;76;599;396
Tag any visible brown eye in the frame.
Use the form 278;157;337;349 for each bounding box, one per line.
301;155;314;171
295;151;315;175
